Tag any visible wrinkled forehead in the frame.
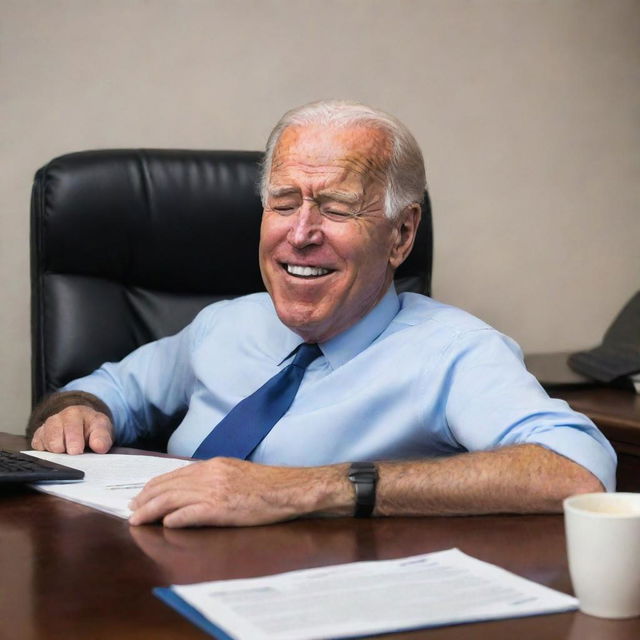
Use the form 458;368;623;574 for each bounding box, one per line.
270;124;391;187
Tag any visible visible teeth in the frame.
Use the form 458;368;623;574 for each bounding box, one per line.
287;264;330;277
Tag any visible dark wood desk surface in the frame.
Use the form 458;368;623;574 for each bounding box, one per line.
1;434;639;640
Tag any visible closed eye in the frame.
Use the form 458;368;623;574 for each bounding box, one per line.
325;209;351;217
272;206;297;215
321;208;359;222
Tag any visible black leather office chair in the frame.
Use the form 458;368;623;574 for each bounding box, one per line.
30;149;433;446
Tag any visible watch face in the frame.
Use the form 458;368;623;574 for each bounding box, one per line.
348;463;377;518
349;462;378;482
350;470;377;482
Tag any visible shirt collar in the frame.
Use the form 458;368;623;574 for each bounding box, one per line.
273;285;400;370
320;285;400;370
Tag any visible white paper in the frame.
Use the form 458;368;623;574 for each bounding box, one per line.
169;548;578;640
24;450;192;518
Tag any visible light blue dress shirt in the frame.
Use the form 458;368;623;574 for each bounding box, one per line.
63;286;617;491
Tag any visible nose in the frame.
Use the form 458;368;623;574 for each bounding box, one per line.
287;201;324;248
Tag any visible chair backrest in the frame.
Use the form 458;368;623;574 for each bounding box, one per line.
31;149;433;406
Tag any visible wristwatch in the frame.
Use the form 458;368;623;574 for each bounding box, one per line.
348;462;378;518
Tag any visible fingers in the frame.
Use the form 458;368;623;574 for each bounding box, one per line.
30;406;113;455
31;411;82;454
129;467;195;509
131;459;230;509
128;458;305;529
30;427;47;451
129;466;197;514
163;504;215;528
128;460;244;527
86;414;114;453
129;488;205;527
130;494;240;528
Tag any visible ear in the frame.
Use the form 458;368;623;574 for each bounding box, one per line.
389;203;421;270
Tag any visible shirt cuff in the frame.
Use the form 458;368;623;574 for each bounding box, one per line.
522;426;617;492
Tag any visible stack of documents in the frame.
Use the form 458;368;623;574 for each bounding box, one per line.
156;548;578;640
25;450;192;518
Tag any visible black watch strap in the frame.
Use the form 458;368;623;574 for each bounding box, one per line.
348;462;378;518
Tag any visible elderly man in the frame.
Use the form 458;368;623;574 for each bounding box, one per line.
30;100;615;528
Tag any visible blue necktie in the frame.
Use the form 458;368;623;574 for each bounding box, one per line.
193;343;322;460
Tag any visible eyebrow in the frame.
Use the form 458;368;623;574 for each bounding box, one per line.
267;186;301;198
316;189;362;205
267;186;363;207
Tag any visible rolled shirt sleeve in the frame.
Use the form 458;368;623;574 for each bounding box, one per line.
443;329;617;491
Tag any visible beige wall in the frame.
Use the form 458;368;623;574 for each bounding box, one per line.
2;0;639;435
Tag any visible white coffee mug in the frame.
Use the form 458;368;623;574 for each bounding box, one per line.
564;492;640;619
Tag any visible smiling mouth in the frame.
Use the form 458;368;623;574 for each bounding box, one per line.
282;263;334;278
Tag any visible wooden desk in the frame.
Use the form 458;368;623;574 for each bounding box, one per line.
1;434;639;640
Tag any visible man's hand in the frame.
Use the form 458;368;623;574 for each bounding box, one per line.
128;458;352;528
29;390;115;455
31;404;114;455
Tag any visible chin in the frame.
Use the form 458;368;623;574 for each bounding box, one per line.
274;300;328;339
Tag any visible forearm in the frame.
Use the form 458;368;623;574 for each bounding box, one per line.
27;391;113;438
376;444;603;515
128;445;605;527
310;444;604;519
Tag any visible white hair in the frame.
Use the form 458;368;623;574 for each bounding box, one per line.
260;100;426;219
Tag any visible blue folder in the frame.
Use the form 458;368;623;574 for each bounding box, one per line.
154;587;234;640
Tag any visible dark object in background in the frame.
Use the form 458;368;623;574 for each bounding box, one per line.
569;291;640;391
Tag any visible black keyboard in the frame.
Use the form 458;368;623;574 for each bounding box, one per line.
0;449;85;483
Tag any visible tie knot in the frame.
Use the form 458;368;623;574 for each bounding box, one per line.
292;343;322;370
